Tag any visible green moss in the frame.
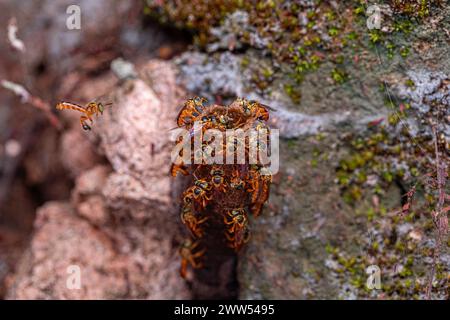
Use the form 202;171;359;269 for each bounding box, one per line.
405;79;415;88
284;84;301;104
400;46;410;58
146;0;441;104
331;68;348;84
286;138;298;149
369;30;383;44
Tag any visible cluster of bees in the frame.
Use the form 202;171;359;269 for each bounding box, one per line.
55;96;273;279
171;97;273;278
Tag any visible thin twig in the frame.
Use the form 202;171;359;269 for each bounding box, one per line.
425;125;447;299
1;80;62;130
7;17;25;53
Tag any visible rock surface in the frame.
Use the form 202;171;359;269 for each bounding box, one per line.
7;60;192;299
4;1;449;300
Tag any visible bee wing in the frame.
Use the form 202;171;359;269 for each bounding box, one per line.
260;103;276;111
92;92;114;106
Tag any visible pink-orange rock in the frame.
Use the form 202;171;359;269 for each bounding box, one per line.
60;128;102;177
7;60;192;299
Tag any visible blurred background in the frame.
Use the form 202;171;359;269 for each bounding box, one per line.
0;0;448;299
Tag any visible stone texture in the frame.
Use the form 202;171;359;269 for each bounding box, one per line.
7;60;191;299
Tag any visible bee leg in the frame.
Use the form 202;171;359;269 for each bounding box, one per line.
171;163;189;177
260;181;270;204
180;259;188;278
80;116;91;130
192;248;206;258
250;202;263;217
223;216;233;225
193;228;203;238
250;182;260;203
191;261;204;269
251;178;271;217
225;231;234;242
190;249;205;268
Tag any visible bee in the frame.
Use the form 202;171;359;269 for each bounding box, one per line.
179;239;205;278
250;171;272;217
183;190;194;205
230;169;245;190
224;208;247;233
246;165;261;203
180;204;208;238
224;208;251;251
55;101;111;130
238;98;272;121
226;224;250;251
192;142;217;165
252;119;269;132
217;114;234;130
225;135;246;157
210;167;226;192
184;184;211;209
176;97;207;128
200;114;219;132
194;178;212;191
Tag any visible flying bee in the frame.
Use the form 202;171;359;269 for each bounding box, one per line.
55;101;111;130
179;239;205;278
176;96;207;128
180;204;208;238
